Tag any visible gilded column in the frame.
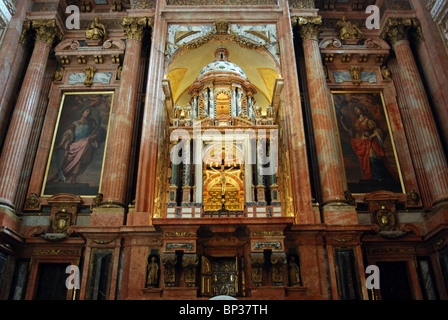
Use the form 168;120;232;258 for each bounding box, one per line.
296;16;356;223
382;18;448;206
0;19;62;218
96;17;148;225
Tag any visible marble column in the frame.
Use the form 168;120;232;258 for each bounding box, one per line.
182;141;192;204
0;0;33;144
277;6;314;223
231;86;237;117
0;19;62;219
95;17;148;226
132;11;165;224
192;94;198;120
256;138;266;203
204;89;209;116
297;17;348;205
382;18;448;206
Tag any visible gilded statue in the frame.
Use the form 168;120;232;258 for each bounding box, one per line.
336;16;364;41
84;66;96;87
289;256;301;286
381;66;391;80
146;256;159;287
86;17;107;42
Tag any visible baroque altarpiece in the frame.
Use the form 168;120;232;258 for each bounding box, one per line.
0;0;448;300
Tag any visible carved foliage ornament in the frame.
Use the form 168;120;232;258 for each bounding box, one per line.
123;17;149;41
21;19;63;47
293;16;322;41
380;18;422;46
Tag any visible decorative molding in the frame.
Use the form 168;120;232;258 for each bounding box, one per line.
166;0;278;5
123;16;148;41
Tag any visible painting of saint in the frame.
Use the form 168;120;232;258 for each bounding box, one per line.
332;92;403;193
42;92;113;196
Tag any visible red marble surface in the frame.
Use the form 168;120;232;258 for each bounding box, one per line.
0;41;51;211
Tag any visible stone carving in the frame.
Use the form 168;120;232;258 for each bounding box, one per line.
84;66;97;87
182;254;199;287
289;256;301;286
270;252;286;285
31;19;63;46
336;16;364;41
122;17;148;41
161;254;177;287
381;66;392;80
250;253;264;286
24;193;40;210
349;66;361;86
407;189;420;205
85;17;107;42
146;256;159;287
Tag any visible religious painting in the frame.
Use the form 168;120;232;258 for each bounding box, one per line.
42;92;114;196
331;91;404;194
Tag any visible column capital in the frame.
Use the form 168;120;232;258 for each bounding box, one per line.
293;16;322;41
380;17;422;47
122;16;149;41
30;18;64;46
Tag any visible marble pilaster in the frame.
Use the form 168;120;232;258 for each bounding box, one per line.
296;16;356;224
0;19;62;220
95;17;148;226
382;18;448;206
0;0;33;144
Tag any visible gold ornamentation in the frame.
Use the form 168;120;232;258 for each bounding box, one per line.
381;66;392;80
407;189;420;205
85;17;107;42
122;17;148;41
336;16;365;41
344;191;355;205
19;20;32;46
92;193;103;208
375;206;397;231
146;256;159;287
349;65;361;86
54;66;64;81
91;239;115;245
251;231;283;237
380;17;420;46
52;211;71;233
214;19;230;34
32;19;64;46
167;0;277;4
32;249;78;255
25;193;40;210
117;66;122;80
164;232;196;237
294;16;322;41
130;0;157;9
84;66;96;87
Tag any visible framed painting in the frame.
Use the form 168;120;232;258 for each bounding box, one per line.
331;91;404;194
42;92;114;196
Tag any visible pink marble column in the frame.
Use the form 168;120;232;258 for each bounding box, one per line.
93;17;148;226
298;16;347;205
0;0;33;143
276;3;314;224
130;10;167;225
384;18;448;205
0;19;62;216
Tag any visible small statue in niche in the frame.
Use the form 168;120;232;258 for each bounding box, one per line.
146;256;159;287
85;17;107;42
266;106;274;118
289;256;301;286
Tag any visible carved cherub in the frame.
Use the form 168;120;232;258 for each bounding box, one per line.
336;16;364;40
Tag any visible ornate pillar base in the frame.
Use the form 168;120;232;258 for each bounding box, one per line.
90;207;125;227
168;185;178;204
322;203;358;225
256;185;266;203
181;186;192;204
270;184;281;205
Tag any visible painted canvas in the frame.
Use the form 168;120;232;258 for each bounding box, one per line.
332;91;403;194
42;92;114;196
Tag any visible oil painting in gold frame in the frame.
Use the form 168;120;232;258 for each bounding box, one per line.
42;92;114;196
331;91;404;194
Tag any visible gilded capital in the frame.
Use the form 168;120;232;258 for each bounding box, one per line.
123;17;148;41
19;20;32;46
31;19;63;46
380;17;421;47
294;16;322;41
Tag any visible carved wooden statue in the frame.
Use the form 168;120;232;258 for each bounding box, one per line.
146;256;159;287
